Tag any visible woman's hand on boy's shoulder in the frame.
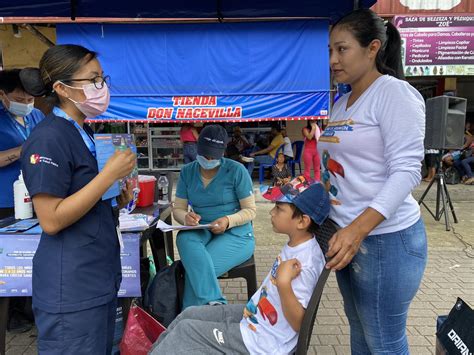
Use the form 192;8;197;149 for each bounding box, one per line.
276;258;302;287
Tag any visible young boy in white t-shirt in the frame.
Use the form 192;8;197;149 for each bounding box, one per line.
150;177;330;355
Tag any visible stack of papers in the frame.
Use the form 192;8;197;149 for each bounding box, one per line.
119;213;153;232
157;220;215;233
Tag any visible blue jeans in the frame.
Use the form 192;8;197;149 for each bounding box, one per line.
461;156;474;178
246;154;274;176
183;142;197;164
336;218;427;354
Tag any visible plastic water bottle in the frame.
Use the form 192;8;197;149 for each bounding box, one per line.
157;175;169;205
13;171;33;219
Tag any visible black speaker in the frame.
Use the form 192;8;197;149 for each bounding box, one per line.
425;96;467;150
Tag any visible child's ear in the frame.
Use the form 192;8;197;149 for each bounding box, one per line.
297;214;312;231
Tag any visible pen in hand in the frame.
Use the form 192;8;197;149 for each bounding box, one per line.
186;205;201;226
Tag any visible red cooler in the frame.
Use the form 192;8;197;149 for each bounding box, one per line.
137;175;157;207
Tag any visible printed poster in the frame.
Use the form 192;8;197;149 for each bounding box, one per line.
0;233;141;297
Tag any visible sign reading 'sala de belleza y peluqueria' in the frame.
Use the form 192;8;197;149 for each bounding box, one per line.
394;15;474;77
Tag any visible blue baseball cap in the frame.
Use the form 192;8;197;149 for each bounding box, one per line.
261;176;330;225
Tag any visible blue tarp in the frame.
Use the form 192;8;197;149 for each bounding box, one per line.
1;1;377;21
57;21;330;122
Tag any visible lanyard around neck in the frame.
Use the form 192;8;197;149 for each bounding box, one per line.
53;107;97;158
8;114;30;142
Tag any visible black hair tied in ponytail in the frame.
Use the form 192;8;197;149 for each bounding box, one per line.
382;21;405;80
333;9;405;80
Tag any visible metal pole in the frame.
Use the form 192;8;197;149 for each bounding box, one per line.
20;24;55;47
353;0;361;10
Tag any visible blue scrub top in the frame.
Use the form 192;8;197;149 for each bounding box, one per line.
176;158;254;236
21;112;121;313
0;103;44;208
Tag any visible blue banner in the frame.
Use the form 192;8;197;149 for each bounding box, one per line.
0;233;141;297
57;21;330;122
88;92;329;123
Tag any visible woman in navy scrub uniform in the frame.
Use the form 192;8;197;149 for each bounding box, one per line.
20;45;136;354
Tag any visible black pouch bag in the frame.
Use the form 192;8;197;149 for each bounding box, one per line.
143;260;185;327
436;298;474;355
445;167;460;185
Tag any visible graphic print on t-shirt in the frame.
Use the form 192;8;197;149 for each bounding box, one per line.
319;119;354;144
318;119;354;205
243;257;280;332
321;150;344;205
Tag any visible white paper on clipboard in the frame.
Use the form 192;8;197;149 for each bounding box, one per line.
156;220;216;233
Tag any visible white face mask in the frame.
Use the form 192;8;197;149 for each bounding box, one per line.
8;101;34;117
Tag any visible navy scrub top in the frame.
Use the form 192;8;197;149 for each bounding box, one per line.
21;112;122;313
0;103;44;208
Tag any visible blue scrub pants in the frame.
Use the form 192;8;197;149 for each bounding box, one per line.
33;298;117;355
177;228;254;309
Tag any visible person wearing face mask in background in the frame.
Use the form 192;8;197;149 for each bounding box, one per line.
173;125;256;308
0;69;45;219
19;45;136;354
0;70;45;333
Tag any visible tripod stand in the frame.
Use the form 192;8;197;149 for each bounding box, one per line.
418;155;458;231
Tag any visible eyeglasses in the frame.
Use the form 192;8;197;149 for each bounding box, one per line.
63;75;111;90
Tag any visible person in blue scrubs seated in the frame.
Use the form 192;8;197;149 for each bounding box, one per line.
0;69;45;219
173;125;256;308
19;45;136;354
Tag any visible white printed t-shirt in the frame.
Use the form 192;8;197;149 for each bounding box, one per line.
240;237;325;354
318;75;425;235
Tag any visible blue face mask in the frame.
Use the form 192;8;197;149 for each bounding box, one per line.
8;101;34;117
196;155;221;170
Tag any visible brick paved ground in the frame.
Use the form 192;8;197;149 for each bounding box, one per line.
6;182;474;354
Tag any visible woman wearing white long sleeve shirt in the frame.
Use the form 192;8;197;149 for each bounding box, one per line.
320;9;427;354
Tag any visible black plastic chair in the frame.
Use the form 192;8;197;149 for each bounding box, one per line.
294;218;339;355
218;255;258;300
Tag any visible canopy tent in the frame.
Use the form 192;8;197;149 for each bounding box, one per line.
5;0;378;122
1;1;377;21
57;21;330;122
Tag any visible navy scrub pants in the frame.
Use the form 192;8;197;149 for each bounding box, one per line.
33;298;117;355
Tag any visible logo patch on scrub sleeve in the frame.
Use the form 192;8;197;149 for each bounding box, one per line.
29;154;59;167
30;154;40;165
